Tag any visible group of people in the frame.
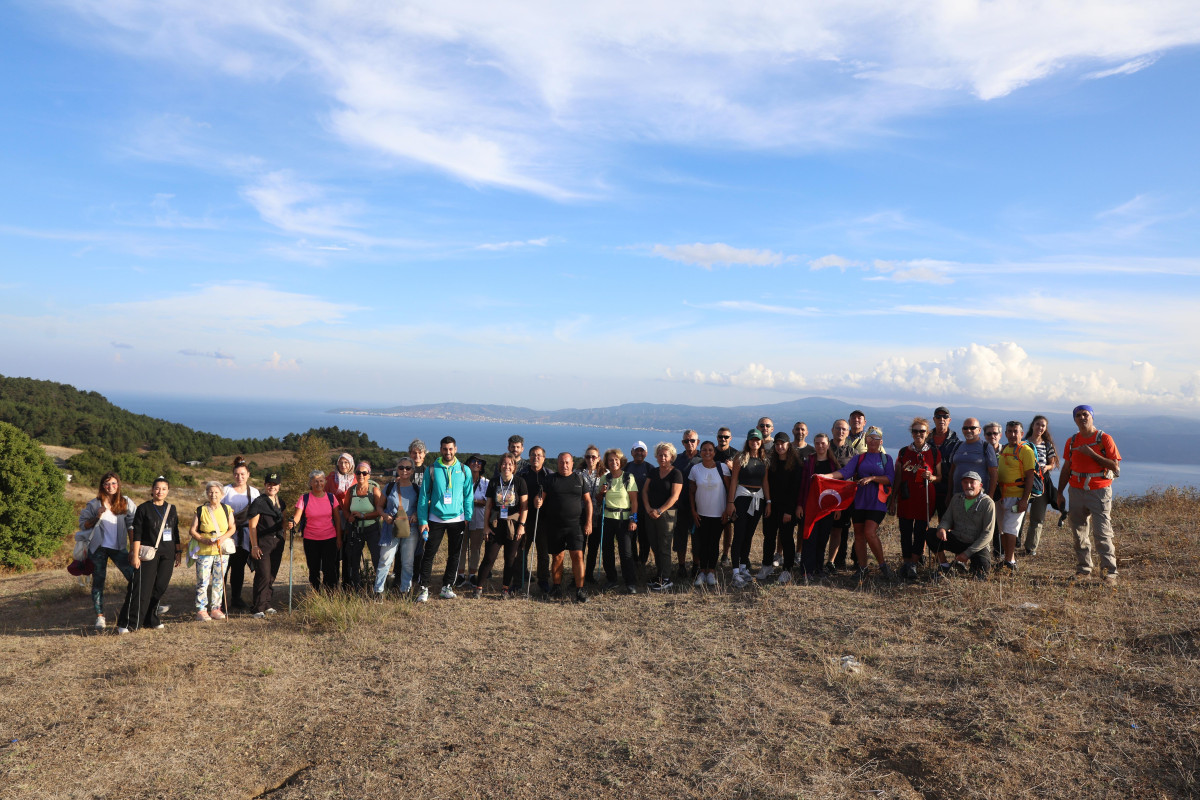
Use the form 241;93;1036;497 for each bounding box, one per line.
76;403;1122;629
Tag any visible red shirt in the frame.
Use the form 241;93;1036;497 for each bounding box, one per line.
1064;430;1121;490
896;444;938;519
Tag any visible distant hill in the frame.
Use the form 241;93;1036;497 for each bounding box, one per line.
337;398;1197;465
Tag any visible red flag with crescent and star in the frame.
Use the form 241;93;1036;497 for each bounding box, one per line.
801;474;857;539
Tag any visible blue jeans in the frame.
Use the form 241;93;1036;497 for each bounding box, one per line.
91;546;133;615
375;533;418;593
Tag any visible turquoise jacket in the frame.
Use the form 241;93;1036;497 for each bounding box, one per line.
416;458;474;527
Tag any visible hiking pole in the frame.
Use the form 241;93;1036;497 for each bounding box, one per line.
288;526;295;612
527;493;541;600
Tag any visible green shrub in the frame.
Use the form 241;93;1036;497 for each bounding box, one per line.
0;422;75;570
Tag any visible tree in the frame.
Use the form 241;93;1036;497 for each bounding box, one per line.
0;422;75;571
281;434;333;513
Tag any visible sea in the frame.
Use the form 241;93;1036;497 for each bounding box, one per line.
108;394;1200;498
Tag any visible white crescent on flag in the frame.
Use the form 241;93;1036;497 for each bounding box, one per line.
818;488;843;508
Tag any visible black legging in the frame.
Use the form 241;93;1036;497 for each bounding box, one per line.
898;517;928;559
599;516;637;586
761;509;796;571
303;537;339;589
251;532;285;612
799;514;834;578
731;494;764;570
418;520;465;590
476;520;524;589
693;516;723;570
117;544;176;630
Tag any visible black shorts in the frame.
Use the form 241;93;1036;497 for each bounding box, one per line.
852;509;886;525
547;524;585;554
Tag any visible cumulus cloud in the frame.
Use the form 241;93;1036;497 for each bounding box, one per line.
652;243;793;269
263;351;300;371
667;342;1194;408
60;2;1200;196
809;254;858;271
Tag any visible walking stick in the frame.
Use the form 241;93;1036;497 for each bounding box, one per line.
288;526;295;612
527;493;542;600
924;466;931;575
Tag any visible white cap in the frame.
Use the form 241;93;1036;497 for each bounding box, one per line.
632;440;647;452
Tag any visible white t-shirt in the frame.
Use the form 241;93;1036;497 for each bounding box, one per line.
690;463;731;518
470;478;489;529
223;485;261;548
95;508;124;550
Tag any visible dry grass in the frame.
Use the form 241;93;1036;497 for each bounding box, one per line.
1;492;1197;799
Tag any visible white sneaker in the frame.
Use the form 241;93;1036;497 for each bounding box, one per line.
705;571;718;586
152;624;165;630
756;565;774;581
778;569;793;585
694;574;705;587
116;626;130;634
251;612;266;619
440;585;457;600
416;587;429;603
265;608;277;615
732;571;747;587
157;605;170;615
773;553;783;568
94;615;106;629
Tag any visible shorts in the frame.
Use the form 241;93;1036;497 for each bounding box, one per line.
999;499;1027;536
547;524;585;554
852;509;886;525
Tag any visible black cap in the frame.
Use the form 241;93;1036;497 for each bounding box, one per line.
265;473;282;485
934;406;950;417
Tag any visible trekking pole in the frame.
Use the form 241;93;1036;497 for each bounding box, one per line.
288;526;295;612
527;493;541;600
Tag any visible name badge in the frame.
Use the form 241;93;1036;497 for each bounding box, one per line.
499;507;509;519
443;492;454;504
163;531;173;541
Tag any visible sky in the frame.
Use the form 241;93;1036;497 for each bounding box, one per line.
2;1;1200;414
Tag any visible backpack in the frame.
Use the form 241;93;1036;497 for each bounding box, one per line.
298;492;337;535
1002;442;1043;497
1066;429;1119;481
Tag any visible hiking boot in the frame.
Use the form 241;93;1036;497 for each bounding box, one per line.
548;584;563;600
416;587;429;603
879;563;896;581
575;588;589;604
778;569;793;585
473;586;484;599
440;585;457;600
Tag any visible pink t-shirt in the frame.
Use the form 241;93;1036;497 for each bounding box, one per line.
296;492;338;541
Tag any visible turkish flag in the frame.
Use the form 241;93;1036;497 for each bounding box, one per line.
801;475;857;539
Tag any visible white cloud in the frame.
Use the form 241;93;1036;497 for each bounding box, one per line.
103;282;362;332
809;254;857;270
652;242;793;269
1131;361;1156;391
60;2;1200;195
180;349;236;363
240;170;362;239
263;351;300;371
1084;55;1160;80
477;237;550;251
869;258;955;284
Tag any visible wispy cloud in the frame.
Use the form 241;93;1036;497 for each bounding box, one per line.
1084;55;1160;81
110;342;133;349
180;348;235;361
476;237;550;251
809;254;858;271
652;243;794;269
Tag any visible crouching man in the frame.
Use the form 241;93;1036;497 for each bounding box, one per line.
929;471;995;579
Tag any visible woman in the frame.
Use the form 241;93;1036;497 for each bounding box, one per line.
829;426;896;581
330;452;357;505
689;441;731;587
378;457;420;597
598;448;639;593
1022;415;1059;557
728;429;771;586
222;457;260;611
116;476;180;632
459;455;489;587
796;433;842;581
342;460;382;590
643;442;683;592
475;452;529;599
79;472;137;629
761;432;801;583
189;480;236;621
407;440;428;573
292;470;342;591
826;419;856;571
247;472;286;617
577;445;605;584
895;418;941;580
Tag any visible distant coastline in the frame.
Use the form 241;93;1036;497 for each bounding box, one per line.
333;409;673;433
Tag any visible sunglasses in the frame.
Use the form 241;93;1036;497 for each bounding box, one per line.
683;438;698;443
911;428;928;434
396;466;413;471
717;435;731;440
356;470;371;476
934;414;950;420
962;426;980;431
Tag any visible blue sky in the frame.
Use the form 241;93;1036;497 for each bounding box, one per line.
2;1;1200;414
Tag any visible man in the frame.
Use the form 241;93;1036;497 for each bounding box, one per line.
847;410;868;454
931;471;995;578
713;427;736;565
757;417;774;440
930;407;960;521
950;418;998;497
673;430;703;579
625;441;652;566
517;446;552;593
1059;405;1122;584
983;421;1005;556
996;421;1037;572
492;434;527;482
826;418;857;571
534;452;593;602
415;437;474;602
791;421;815;460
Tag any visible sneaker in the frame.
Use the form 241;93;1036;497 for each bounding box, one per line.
440;585;457;600
694;574;705;587
152;623;165;630
265;608;277;615
416;587;429;603
94;614;106;630
116;626;130;635
731;571;747;588
624;585;638;595
157;604;170;615
196;609;212;621
1024;548;1037;557
575;588;589;604
1103;573;1119;586
720;554;731;567
210;608;227;620
935;564;952;581
824;561;837;574
548;584;563;600
755;565;774;581
854;567;870;582
1003;561;1018;573
252;611;266;619
473;586;484;599
778;569;793;585
230;597;248;610
705;571;718;587
501;588;511;600
879;563;896;581
646;579;662;592
658;577;674;591
952;560;969;574
455;574;470;588
772;552;783;568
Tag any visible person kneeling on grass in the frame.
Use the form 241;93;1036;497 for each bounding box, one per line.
928;472;995;579
534;452;593;603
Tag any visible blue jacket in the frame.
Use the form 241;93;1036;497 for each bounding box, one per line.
417;458;474;526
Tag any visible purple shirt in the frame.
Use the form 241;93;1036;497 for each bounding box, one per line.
839;452;896;512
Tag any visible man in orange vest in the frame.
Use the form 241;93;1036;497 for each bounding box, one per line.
1058;405;1122;584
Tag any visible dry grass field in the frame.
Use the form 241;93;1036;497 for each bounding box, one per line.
1;490;1197;799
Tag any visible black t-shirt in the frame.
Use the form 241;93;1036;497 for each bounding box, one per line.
714;446;736;466
645;467;683;509
738;456;767;488
247;494;285;537
625;460;651;493
485;475;528;520
132;502;179;547
794;444;815;460
543;472;587;528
